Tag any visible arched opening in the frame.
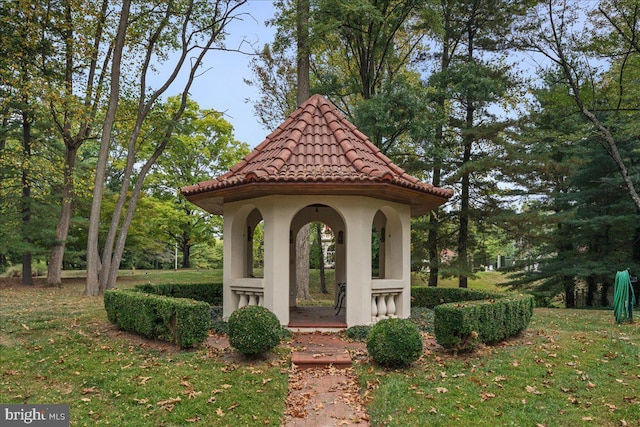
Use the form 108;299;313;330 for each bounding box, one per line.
245;208;264;278
289;204;347;328
372;210;387;279
375;206;404;280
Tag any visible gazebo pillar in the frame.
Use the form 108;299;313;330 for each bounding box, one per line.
261;202;291;326
343;202;375;327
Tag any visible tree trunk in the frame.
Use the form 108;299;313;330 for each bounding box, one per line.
294;0;311;300
316;223;327;293
21;111;32;286
564;276;575;308
458;21;475;289
296;225;311;300
600;283;610;307
47;145;77;286
586;275;597;307
181;230;191;269
85;0;130;296
296;0;310;106
458;143;470;289
429;8;452;288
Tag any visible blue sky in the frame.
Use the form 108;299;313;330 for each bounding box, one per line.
187;1;277;148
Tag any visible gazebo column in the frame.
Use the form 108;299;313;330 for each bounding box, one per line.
344;203;375;327
262;204;291;326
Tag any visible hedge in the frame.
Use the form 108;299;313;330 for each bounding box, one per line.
412;287;504;309
134;282;223;305
412;287;534;352
104;289;211;348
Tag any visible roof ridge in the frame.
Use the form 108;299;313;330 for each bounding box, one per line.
319;98;371;175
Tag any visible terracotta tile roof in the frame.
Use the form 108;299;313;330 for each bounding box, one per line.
181;94;452;216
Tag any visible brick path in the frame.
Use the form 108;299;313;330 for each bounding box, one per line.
284;333;369;426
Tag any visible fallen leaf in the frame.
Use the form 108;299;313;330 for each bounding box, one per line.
429;407;438;414
481;392;496;402
186;416;200;423
604;403;616;411
581;416;593;421
526;385;542;395
158;397;181;407
587;382;596;389
216;408;225;417
436;387;448;394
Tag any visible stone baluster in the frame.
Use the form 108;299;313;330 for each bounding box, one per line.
238;293;248;309
248;294;257;306
376;294;387;319
386;294;396;318
371;295;378;322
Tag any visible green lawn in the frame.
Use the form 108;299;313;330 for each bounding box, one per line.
360;308;640;426
1;269;638;426
0;275;286;426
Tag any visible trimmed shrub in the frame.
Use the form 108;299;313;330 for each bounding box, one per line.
134;282;223;305
104;289;210;348
367;318;423;368
227;306;282;356
434;295;534;352
412;286;503;308
412;286;534;352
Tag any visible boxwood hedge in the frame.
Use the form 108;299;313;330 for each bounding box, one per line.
134;282;223;305
412;287;534;352
104;289;211;348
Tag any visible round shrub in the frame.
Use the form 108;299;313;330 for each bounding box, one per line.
227;306;282;356
366;318;423;368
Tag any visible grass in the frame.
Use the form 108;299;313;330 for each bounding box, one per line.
359;308;640;427
2;269;638;426
0;277;287;426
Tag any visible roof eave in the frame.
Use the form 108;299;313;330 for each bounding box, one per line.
183;181;451;217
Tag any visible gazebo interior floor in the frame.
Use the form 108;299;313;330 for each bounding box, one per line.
288;306;347;329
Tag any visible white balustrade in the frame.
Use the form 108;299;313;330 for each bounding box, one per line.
370;291;400;322
233;289;264;309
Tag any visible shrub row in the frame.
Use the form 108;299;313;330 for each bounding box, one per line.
412;287;534;352
104;289;211;348
411;286;504;308
134;282;223;306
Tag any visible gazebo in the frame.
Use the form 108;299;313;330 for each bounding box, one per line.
181;94;452;328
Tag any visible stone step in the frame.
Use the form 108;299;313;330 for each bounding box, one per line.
291;350;352;369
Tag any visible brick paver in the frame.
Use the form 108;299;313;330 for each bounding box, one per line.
285;333;369;426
